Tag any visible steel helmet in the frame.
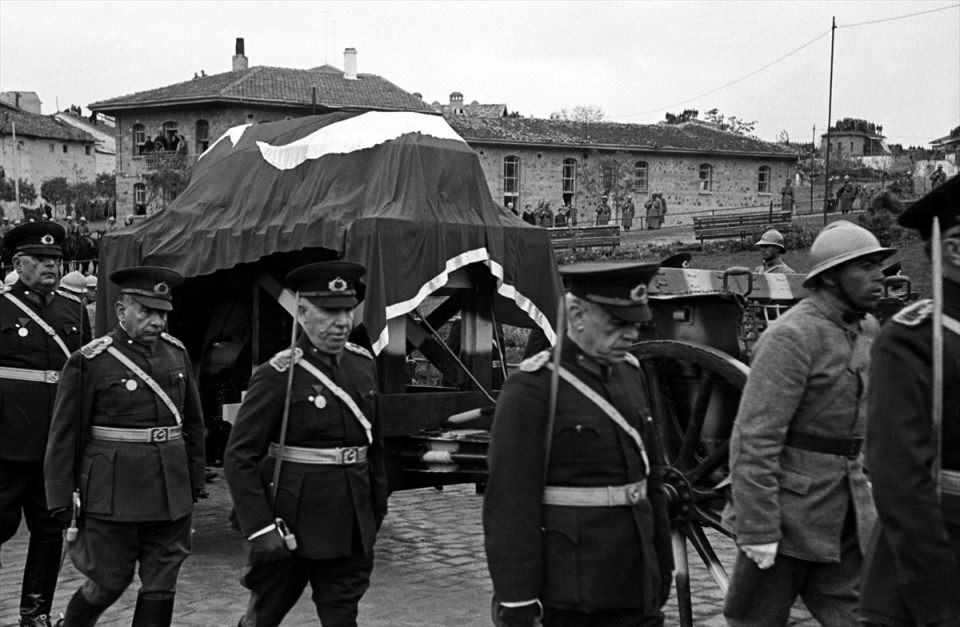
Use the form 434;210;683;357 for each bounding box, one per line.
59;270;88;295
755;229;786;250
803;221;896;288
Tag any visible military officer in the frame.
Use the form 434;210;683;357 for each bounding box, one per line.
723;221;895;625
44;266;204;627
860;175;960;627
753;229;795;274
224;260;388;627
484;261;673;627
1;222;90;627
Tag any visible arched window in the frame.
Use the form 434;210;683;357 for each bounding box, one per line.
699;164;713;193
133;183;147;215
757;166;771;193
503;156;520;208
561;158;577;206
133;124;146;156
633;161;649;192
195;120;210;153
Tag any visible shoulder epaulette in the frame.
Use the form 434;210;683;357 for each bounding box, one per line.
269;347;303;372
344;342;374;360
160;332;186;351
892;299;933;327
623;352;640;369
55;289;83;303
81;336;113;359
0;285;10;295
519;350;551;372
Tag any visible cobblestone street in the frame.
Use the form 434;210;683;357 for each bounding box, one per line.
1;474;818;626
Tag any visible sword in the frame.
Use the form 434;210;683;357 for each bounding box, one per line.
931;216;944;499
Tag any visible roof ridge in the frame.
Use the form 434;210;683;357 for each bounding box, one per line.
221;66;265;96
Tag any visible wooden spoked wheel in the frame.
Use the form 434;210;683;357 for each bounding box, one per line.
631;340;749;627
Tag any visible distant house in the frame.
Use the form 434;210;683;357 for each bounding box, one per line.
929;126;960;152
0;101;96;217
54;107;116;175
89;38;435;219
820;119;891;158
444;112;798;226
432;92;508;118
0;91;42;115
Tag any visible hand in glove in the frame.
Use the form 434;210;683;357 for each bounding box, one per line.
247;527;291;566
494;601;541;627
741;542;778;570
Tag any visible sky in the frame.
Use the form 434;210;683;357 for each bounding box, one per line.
1;0;957;147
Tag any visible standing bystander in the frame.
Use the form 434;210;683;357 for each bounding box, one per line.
753;229;795;274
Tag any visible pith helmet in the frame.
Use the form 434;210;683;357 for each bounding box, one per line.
803;221;896;288
755;229;786;250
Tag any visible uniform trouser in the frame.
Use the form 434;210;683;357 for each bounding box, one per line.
722;527;862;626
0;460;65;621
240;551;374;627
67;514;192;608
542;607;664;627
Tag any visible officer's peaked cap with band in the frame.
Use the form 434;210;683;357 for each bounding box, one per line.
898;174;960;240
560;261;661;323
110;266;184;312
2;222;65;257
286;261;367;308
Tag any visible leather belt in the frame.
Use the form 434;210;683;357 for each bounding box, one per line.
269;443;368;465
0;366;61;384
943;470;960;497
90;425;182;443
786;430;863;458
542;480;647;507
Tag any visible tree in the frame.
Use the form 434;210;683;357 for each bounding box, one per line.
550;105;606;122
664;109;699;124
95;172;116;201
144;152;193;209
703;108;757;136
578;150;636;224
0;178;36;204
777;129;790;145
41;177;72;211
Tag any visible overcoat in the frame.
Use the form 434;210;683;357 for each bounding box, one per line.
724;290;877;561
44;328;205;521
860;279;960;626
1;282;89;462
483;339;673;614
224;337;388;559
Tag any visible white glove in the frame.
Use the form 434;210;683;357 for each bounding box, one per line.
741;542;778;570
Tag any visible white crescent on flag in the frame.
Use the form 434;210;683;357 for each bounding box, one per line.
255;111;466;171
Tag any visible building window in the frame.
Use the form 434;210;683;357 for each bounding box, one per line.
134;183;147;215
602;163;617;196
503;155;520;209
85;145;92;156
757;166;771;194
162;121;178;145
133;124;146;156
49;143;55;152
699;164;713;192
62;144;68;153
195;120;210;153
561;158;577;206
633;161;649;192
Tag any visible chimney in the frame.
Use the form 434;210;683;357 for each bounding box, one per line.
343;48;357;80
232;37;248;72
449;92;464;114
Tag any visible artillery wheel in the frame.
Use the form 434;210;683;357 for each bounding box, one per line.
631;340;749;627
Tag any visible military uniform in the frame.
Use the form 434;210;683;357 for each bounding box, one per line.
45;266;204;626
752;260;795;274
224;261;387;627
0;223;89;626
484;262;672;627
860;175;960;626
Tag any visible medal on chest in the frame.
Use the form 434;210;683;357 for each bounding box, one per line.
125;379;138;392
16;317;29;337
307;384;326;409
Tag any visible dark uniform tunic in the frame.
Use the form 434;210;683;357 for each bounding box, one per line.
861;279;960;626
44;328;204;596
483;339;672;621
224;337;387;625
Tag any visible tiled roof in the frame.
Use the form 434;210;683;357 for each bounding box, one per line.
0;102;96;142
89;66;435;114
433;102;508;118
445;115;797;158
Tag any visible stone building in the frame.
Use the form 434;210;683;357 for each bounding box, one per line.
54;107;116;175
0;101;96;218
89;38;434;220
444;113;798;227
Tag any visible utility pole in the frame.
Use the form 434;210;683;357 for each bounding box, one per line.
823;16;836;225
12;121;21;216
811;124;816;215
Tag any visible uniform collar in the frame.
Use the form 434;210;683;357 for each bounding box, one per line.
563;336;612;381
807;289;865;332
298;335;341;367
113;325;157;356
12;280;54;306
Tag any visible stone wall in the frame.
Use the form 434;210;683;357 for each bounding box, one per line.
0;134;96;218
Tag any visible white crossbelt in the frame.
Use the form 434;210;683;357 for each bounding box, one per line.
0;366;60;384
105;346;182;426
945;314;959;336
547;364;650;472
2;292;72;358
542;480;647;507
296;359;373;444
943;470;960;497
268;443;368;465
90;425;182;443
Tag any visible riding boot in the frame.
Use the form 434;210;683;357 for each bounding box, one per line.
54;589;107;627
20;535;63;627
131;592;175;627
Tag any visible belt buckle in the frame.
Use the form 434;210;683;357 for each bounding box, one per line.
341;447;358;464
45;371;60;384
150;427;169;442
847;438;863;458
626;483;643;505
